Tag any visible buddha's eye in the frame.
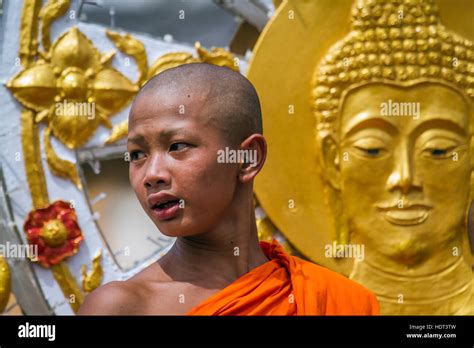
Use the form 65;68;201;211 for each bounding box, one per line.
431;149;448;156
353;147;384;158
350;137;387;158
365;148;381;156
422;147;455;159
421;137;462;160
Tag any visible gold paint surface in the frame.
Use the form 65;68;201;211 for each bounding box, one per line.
21;110;50;209
106;30;149;86
40;219;69;248
19;0;41;66
81;251;103;293
248;0;474;314
105;120;128;145
44;126;82;189
0;257;11;313
11;1;86;313
195;42;240;72
39;0;70;52
148;52;198;80
248;0;356;273
7;26;138;150
51;262;84;313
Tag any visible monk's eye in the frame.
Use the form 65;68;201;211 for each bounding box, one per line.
130;150;145;162
169;143;189;152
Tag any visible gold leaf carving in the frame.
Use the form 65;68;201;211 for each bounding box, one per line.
105;120;128;145
81;251;104;293
19;0;41;66
0;257;11;313
195;42;239;71
44;126;82;190
21;110;49;209
148;52;198;80
106;30;149;86
39;0;70;52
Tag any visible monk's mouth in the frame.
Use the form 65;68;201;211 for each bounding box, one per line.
152;200;181;221
153;200;180;210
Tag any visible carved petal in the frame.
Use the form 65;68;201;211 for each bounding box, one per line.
148;52;197;79
6;62;57;112
49;101;102;149
91;68;138;115
50;27;101;72
196;42;239;72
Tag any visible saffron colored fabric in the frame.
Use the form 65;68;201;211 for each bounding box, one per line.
188;240;380;315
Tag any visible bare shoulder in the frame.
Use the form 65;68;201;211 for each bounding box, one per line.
78;262;163;315
77;280;142;315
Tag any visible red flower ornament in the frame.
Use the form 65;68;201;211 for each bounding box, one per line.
24;200;84;268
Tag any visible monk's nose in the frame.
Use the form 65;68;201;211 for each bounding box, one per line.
143;154;170;188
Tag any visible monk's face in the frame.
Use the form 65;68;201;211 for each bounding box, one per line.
127;88;239;237
338;82;471;265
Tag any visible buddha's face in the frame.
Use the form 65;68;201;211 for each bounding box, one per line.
336;82;471;265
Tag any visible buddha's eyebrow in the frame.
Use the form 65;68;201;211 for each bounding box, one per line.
412;119;467;138
342;117;398;138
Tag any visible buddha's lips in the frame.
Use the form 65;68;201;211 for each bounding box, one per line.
377;204;432;226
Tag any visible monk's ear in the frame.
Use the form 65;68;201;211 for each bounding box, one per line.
319;134;341;190
238;134;267;183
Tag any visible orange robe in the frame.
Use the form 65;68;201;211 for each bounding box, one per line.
188;240;379;315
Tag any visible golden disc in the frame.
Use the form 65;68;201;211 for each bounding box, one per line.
247;0;474;274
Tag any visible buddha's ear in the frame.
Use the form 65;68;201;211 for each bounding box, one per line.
319;134;341;190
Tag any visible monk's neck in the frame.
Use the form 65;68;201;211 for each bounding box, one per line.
350;244;473;315
158;195;269;288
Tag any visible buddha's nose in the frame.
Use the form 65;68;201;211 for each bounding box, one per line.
386;143;421;194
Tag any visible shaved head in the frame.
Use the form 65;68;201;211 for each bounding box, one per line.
133;63;263;146
127;62;267;240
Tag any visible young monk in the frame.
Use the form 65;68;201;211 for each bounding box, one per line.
78;63;379;315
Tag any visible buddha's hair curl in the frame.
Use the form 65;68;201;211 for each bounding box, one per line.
312;0;474;134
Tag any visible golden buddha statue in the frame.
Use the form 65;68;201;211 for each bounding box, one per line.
312;0;474;314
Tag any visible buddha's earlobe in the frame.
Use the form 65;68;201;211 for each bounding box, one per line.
320;135;341;190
